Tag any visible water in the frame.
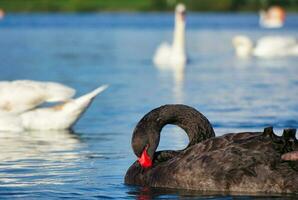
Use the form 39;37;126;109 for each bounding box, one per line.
0;13;297;199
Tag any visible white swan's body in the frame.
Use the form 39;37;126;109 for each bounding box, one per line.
153;4;187;69
0;81;108;132
232;35;298;58
0;80;75;114
259;6;285;29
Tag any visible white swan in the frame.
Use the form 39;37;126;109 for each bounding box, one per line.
0;80;75;114
232;35;298;58
259;6;285;29
0;83;108;132
153;3;187;69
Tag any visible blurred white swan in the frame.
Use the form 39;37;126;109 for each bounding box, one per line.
153;3;187;69
259;6;285;29
0;80;75;114
232;35;298;58
0;81;108;131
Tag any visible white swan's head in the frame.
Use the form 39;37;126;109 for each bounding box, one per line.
175;3;186;22
176;3;186;13
232;35;254;58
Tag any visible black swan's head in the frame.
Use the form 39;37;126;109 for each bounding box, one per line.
131;104;215;168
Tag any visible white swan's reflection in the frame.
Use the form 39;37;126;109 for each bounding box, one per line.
0;130;82;186
156;63;185;103
172;65;184;103
0;130;81;161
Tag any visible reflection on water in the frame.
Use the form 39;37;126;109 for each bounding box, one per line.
0;130;81;161
156;63;185;103
172;66;184;103
0;130;81;186
128;186;298;200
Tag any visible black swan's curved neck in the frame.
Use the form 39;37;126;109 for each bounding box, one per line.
131;104;215;160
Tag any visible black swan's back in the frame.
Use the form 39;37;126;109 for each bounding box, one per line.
162;128;298;193
125;105;298;194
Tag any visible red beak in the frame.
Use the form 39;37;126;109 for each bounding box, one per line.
138;145;152;168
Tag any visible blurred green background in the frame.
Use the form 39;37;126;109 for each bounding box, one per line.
0;0;297;12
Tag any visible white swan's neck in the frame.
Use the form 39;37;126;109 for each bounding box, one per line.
173;13;185;54
233;35;254;58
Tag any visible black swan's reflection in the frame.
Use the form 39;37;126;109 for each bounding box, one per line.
127;186;297;200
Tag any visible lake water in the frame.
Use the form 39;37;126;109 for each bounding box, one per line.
0;13;297;199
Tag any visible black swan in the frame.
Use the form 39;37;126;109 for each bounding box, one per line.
125;104;298;193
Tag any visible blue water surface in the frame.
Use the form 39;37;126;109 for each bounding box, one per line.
0;12;297;199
